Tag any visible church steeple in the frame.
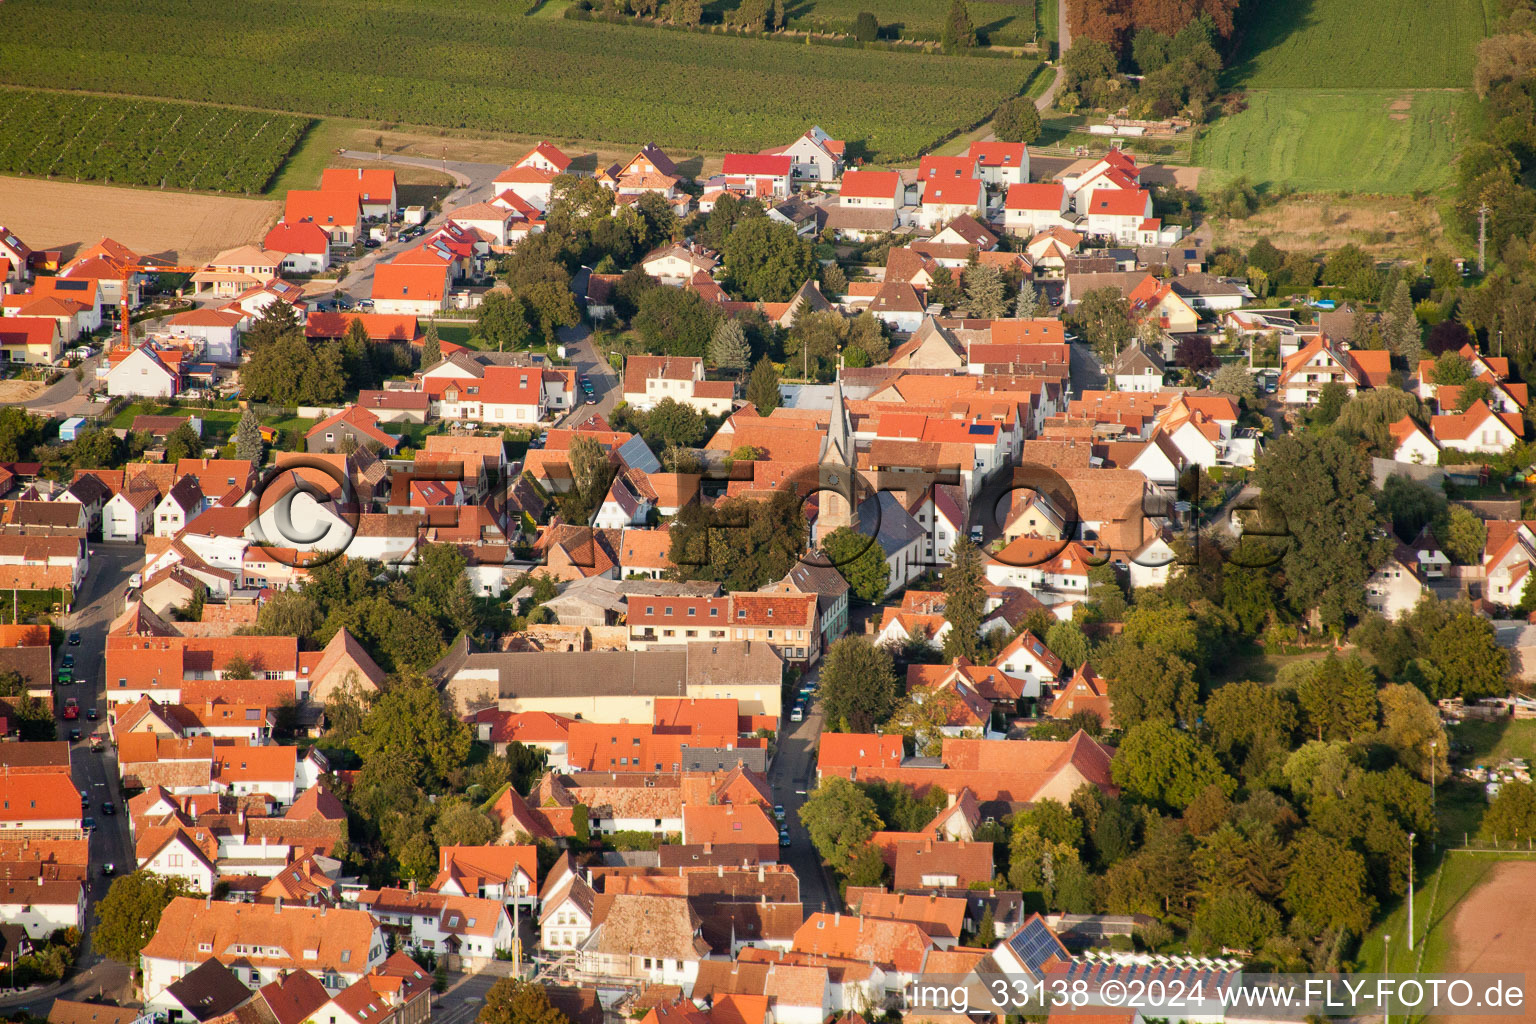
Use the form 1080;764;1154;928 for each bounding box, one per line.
818;378;856;537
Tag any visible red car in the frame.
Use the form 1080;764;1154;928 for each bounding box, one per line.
63;698;79;721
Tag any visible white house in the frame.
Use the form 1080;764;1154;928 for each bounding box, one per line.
990;630;1063;698
1366;546;1429;621
263;221;332;275
776;127;844;181
138;830;219;894
622;355;733;415
967;141;1029;187
1432;401;1524;454
103;486;159;542
371;262;449;318
1389;416;1441;465
640;244;718;286
722;154;793;200
356;889;515;966
1083;189;1154;244
1003;183;1069;237
154;477;206;539
107;345;180;399
919;178;984;231
0;879;84;938
163;308;243;364
538;857;596;953
1110;342;1166;392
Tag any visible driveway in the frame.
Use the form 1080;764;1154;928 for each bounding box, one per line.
769;669;837;916
0;545;141;1014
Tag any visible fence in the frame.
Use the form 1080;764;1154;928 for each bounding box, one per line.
1453;837;1536;852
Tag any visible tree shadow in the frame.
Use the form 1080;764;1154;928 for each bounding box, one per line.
1221;0;1319;90
674;155;706;180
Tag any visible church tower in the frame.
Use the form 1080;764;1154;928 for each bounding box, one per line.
818;379;856;537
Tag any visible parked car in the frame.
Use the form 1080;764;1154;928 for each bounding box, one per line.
68;727;80;742
82;817;95;831
79;790;88;808
101;801;115;816
86;707;98;721
364;239;381;249
773;804;785;821
63;698;79;720
790;706;803;723
128;573;142;589
101;862;116;877
67;632;80;646
778;830;791;848
61;653;74;671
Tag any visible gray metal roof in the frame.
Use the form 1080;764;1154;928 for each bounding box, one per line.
858;490;926;557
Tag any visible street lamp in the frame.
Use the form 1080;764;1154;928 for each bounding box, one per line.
1407;831;1416;952
1384;933;1392;1024
1430;740;1438;851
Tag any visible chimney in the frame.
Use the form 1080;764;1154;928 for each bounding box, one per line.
206;894;213;909
757;864;764;883
275;896;283;913
408;879;417;895
834;911;840;925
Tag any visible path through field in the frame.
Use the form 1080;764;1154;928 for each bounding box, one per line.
0;177;279;262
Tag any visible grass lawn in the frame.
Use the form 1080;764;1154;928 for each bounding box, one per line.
1193;89;1469;193
1226;0;1495;90
1205;647;1332;687
1036;0;1056;49
699;0;1039;45
265;118;358;196
112;403;316;446
0;0;1032;162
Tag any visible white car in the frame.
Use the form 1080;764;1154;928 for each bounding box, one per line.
790;707;803;723
128;573;142;589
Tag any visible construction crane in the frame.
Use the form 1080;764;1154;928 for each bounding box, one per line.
112;260;207;351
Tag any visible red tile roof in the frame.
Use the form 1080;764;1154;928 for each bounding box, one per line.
284;190;360;228
839;170;902;201
723;154;792;177
320;167;396;205
1085;189;1150;217
372;262;448;303
1005;183;1066;211
264;221;332;254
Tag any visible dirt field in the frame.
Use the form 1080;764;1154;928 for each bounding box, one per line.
0;177;280;262
0;381;44;403
1212;192;1446;260
1449;860;1536;1024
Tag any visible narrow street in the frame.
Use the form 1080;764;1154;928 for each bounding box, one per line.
553;325;620;428
768;669;836;916
0;544;140;1014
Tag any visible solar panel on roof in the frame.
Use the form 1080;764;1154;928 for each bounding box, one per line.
1006;918;1064;976
968;424;992;435
1184;249;1197;259
53;279;87;291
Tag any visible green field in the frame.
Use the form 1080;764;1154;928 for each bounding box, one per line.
0;0;1032;162
0;88;308;194
1193;89;1470;193
741;0;1039;45
1227;0;1496;89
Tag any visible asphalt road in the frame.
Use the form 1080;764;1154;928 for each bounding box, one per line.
553;325;620;428
1068;337;1107;399
769;667;837;916
0;545;141;1013
430;969;499;1024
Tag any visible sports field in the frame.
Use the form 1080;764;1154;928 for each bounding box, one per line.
0;0;1032;163
1194;90;1469;193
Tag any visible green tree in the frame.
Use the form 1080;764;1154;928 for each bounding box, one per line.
799;776;882;873
927;266;965;310
432;797;498;848
1210;363;1256;401
822;526;889;603
940;0;976;50
941;536;985;661
643;398;707;448
478;978;572;1024
1421;609;1508;699
1014;280;1040;319
745;356;781;412
341;316;379;392
516;280;580;343
993;97;1043;144
558;434;616;526
1383;279;1421;365
1441;505;1487;565
240;331;346;406
1481;781;1536;843
1070;287;1134;364
354;677;472;790
1334;388;1428;457
254;590;323;642
1192;888;1281;953
1254;433;1388;627
708;318;752;371
1377;683;1450;783
1453;378;1495;411
163;422;201;463
1283;830;1374;933
634;286;719;357
820;261;848;298
1045;620;1088;669
964;264;1008;319
1111;721;1235;810
1097;641;1198;728
235;406;264;464
1247;237;1283;275
242;300;303;351
94;873;191;962
844;842;888;886
478;290;533;351
421;321;442;367
854;10;879;40
1295;655;1378;741
1430;352;1474;385
1203;680;1296;786
668;490;806;590
723;218;816;302
819;636;900;732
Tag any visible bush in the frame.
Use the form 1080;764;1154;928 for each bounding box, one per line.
854;11;878;40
